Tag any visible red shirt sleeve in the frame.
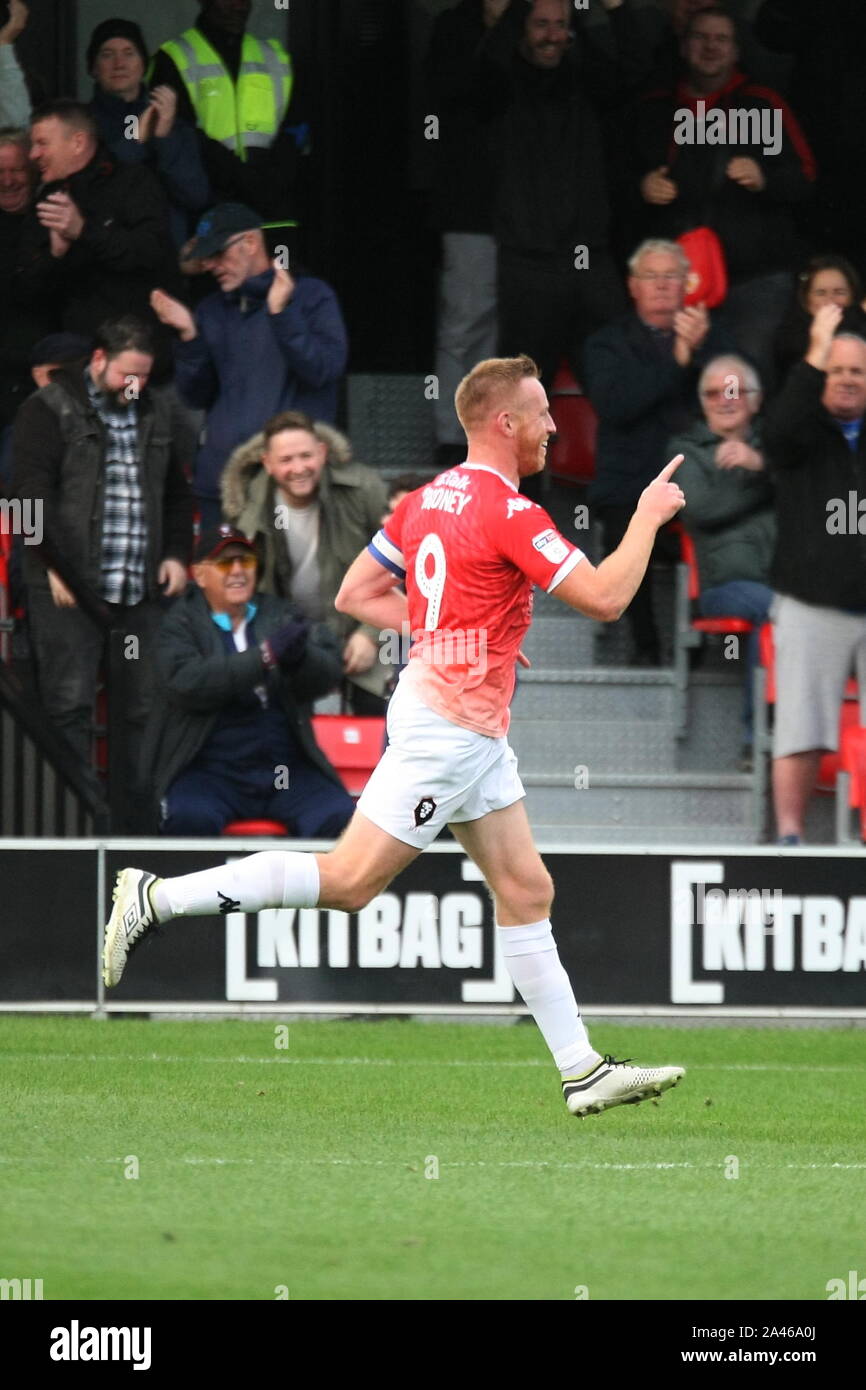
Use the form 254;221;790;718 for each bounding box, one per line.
491;496;584;592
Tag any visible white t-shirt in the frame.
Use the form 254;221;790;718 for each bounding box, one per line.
278;498;325;621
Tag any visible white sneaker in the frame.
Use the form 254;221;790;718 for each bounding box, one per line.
102;869;160;988
562;1054;685;1117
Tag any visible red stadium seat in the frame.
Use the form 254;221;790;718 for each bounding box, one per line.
672;523;754;736
0;517;12;663
548;361;597;485
223;820;288;837
838;724;866;840
679;528;754;641
312;714;385;796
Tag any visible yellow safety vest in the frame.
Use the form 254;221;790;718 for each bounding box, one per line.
159;28;292;162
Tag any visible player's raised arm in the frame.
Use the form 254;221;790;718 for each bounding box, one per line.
334;546;409;633
553;454;685;621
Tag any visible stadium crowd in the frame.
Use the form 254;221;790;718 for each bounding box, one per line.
1;0;865;845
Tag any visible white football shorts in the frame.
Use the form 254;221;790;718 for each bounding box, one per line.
356;679;525;847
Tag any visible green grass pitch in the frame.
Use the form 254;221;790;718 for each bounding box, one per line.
2;1016;864;1301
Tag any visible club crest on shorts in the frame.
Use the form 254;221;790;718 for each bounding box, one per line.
413;796;437;828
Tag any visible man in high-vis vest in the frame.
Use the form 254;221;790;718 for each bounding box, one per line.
150;1;303;223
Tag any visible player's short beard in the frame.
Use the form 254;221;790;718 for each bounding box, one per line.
516;426;546;477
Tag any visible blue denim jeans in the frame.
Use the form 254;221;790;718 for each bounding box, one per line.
699;580;774;743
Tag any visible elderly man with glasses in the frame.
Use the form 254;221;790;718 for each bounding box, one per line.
668;353;775;764
140;524;354;838
584;237;732;664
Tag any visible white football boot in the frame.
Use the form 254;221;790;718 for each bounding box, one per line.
562;1054;685;1117
102;868;161;988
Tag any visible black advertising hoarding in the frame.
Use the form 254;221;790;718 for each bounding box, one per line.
103;847;510;1007
1;844;865;1010
0;848;97;1001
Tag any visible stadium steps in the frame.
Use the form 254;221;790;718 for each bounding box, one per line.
508;602;764;843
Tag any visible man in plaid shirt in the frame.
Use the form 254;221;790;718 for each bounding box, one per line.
12;315;193;814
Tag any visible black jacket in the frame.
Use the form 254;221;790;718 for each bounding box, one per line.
12;366;192;595
0;208;54;429
583;310;733;508
763;361;866;609
425;0;495;234
633;71;815;281
12;146;179;364
473;0;653;256
140;586;344;805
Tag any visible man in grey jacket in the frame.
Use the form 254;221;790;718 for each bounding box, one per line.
670;352;775;757
221;410;391;714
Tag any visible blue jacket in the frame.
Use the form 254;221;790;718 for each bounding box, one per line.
89;85;211;247
174;269;348;501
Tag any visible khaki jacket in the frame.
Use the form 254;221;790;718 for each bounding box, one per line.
221;423;390;697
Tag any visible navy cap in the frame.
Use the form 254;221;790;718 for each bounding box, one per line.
189;203;262;260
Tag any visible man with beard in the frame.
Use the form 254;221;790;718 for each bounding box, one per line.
12;316;192;806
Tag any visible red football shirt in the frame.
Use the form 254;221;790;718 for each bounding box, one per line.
369;463;583;736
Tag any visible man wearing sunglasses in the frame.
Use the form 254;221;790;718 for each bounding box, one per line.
140;524;354;839
151;201;347;531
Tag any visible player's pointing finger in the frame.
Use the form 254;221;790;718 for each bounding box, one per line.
657;453;684;483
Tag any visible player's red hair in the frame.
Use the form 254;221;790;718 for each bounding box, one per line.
455;355;539;433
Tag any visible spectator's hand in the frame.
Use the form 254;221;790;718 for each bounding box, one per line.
342;629;378;676
47;228;70;259
807;301;843;369
36;192;84;242
137;104;157;143
150;289;198;341
482;0;510;23
178;237;207;277
673;303;709;365
261;617;310;670
267;262;295;315
726;156;765;192
47;568;76;608
640;166;678;205
0;0;28;44
158;558;187;597
636;454;685;528
715;441;764;472
149;86;178;139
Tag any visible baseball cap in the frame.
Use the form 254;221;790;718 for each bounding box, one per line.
189;203;262;260
193;524;258;564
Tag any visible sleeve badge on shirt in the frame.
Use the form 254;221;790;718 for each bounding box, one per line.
531;528;569;564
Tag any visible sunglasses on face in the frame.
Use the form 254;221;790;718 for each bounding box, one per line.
209;553;257;571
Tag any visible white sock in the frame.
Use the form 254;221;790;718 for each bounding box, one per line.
498;920;600;1078
150;851;320;921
